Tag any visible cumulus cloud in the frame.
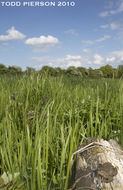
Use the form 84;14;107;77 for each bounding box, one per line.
93;54;103;65
112;50;123;59
32;50;123;69
0;26;26;41
106;57;116;63
91;51;123;67
99;1;123;17
93;51;123;66
65;55;82;67
106;50;123;64
32;54;105;69
32;55;83;68
92;51;123;67
25;35;59;52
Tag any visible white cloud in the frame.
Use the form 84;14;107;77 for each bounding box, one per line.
106;50;123;66
96;35;111;42
92;51;123;67
110;22;123;30
110;22;119;30
83;35;111;47
25;35;59;52
91;51;123;67
111;50;123;56
67;61;81;67
106;57;116;63
93;54;103;65
0;26;26;41
65;55;82;67
32;50;123;70
99;1;123;17
32;55;83;68
64;29;78;36
109;50;123;60
100;22;123;31
65;55;81;61
82;49;91;53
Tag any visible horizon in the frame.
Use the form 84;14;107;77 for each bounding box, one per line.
0;0;123;70
0;62;122;72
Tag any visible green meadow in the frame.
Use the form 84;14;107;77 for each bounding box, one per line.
0;73;123;189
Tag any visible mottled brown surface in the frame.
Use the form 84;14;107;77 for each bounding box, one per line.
69;138;123;190
97;162;117;183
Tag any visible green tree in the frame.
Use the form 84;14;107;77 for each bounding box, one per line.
77;67;89;78
55;67;64;75
26;67;36;74
41;66;58;76
66;66;82;77
0;64;8;74
117;65;123;78
100;65;114;78
8;66;22;74
88;67;95;78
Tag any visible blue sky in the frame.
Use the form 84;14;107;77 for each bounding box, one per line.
0;0;123;70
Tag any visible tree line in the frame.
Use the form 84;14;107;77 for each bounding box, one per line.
0;63;123;78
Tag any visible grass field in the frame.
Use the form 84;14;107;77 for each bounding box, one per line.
0;73;123;189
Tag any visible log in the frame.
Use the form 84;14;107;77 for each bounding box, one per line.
69;138;123;190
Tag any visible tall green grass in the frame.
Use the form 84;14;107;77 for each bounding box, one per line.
0;73;123;189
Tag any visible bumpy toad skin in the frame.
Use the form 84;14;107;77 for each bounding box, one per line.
97;162;118;183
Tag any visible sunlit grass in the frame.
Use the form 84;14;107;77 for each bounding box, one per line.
0;73;122;189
